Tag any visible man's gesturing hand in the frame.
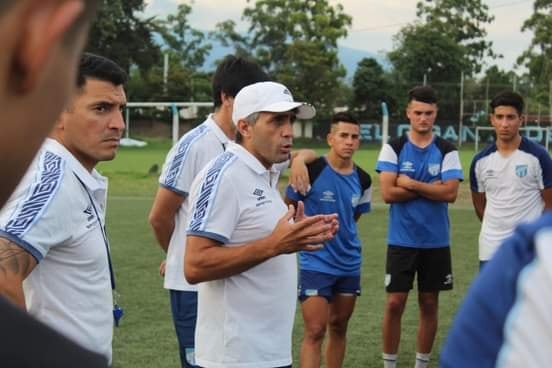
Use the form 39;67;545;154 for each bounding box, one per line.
269;201;338;255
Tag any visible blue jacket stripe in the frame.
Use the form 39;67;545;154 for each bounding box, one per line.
188;152;236;233
163;124;209;188
3;151;64;239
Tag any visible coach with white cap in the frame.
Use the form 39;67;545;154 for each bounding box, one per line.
184;81;339;368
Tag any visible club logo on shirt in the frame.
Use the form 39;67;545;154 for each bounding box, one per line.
515;164;528;178
321;190;336;202
428;163;440;176
400;161;415;173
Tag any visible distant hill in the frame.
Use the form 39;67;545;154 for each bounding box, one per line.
200;40;388;83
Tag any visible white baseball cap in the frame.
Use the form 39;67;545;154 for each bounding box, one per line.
232;81;316;125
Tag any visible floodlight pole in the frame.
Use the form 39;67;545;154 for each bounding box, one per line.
171;103;179;145
163;53;169;95
381;102;389;147
458;71;465;147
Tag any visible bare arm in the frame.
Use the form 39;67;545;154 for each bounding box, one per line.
542;188;552;211
379;171;419;203
0;238;37;308
185;203;338;284
148;187;186;252
289;149;317;195
471;192;486;221
397;175;460;203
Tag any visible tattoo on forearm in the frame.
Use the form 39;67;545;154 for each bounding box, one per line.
0;240;35;279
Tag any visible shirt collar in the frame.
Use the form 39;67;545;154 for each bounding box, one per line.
226;142;281;177
43;138;107;194
205;114;231;146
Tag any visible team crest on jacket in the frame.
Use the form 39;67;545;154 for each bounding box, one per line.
515;164;528;178
428;163;440;176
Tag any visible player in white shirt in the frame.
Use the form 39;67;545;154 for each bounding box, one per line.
0;53;127;363
470;91;552;267
184;81;339;368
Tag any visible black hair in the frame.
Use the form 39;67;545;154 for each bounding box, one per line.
490;91;524;115
212;55;269;108
408;85;438;104
331;112;359;126
77;53;127;88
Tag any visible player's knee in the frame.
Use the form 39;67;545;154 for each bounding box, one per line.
385;297;407;316
328;317;349;336
304;321;327;343
418;297;438;316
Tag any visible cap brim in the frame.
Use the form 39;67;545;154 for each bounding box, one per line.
261;101;316;120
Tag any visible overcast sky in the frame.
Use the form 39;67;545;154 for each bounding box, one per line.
143;0;534;71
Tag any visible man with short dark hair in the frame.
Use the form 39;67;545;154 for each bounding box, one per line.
285;112;371;368
470;91;552;268
376;86;463;368
0;53;127;364
184;81;339;368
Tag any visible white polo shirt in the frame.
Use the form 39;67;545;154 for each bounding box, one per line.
0;139;113;362
159;115;230;291
470;137;552;260
186;143;295;368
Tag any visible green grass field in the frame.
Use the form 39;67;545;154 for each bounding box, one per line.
99;140;481;367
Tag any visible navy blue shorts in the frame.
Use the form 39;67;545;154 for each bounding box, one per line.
298;269;360;302
170;290;198;368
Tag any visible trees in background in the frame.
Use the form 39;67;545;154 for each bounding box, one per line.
214;0;352;117
87;0;160;73
518;0;552;108
86;0;552;129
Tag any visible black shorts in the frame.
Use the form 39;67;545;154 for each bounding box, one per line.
385;245;453;293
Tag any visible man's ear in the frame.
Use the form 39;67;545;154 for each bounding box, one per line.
220;92;234;108
237;119;251;139
15;0;84;92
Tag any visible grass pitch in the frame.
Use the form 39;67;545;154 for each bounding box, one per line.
99;140;481;367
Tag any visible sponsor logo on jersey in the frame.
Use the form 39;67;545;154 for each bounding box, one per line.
400;161;415;172
253;188;265;201
515;164;528;178
428;163;440;176
84;205;96;229
321;190;336;202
